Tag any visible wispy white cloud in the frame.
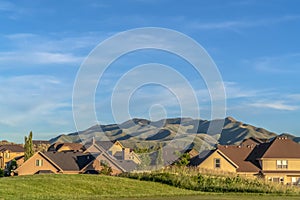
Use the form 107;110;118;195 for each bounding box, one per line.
287;94;300;101
0;32;104;66
0;51;83;65
0;75;73;130
224;81;262;99
249;101;298;111
247;53;300;74
188;15;300;30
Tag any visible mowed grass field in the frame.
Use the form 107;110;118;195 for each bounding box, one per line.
0;175;299;200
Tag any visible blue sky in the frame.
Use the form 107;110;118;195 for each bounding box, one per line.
1;0;300;142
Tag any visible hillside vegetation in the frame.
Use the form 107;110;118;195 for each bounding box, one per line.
121;167;300;194
51;117;292;151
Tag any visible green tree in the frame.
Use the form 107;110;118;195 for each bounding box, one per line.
24;131;34;161
6;159;17;176
99;160;112;175
138;153;151;170
174;152;190;166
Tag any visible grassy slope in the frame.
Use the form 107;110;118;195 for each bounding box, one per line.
0;174;199;200
0;175;299;200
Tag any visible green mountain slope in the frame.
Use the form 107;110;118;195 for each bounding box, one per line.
49;117;298;151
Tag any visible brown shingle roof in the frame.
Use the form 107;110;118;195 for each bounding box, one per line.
116;160;137;171
95;141;115;151
240;137;268;146
33;140;50;145
218;145;260;172
83;141;114;151
0;144;24;152
44;152;95;171
48;143;84;152
260;137;300;159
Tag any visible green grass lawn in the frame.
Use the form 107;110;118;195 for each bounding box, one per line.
0;175;299;200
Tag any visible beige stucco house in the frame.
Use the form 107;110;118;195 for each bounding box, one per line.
0;145;24;169
15;145;137;176
190;137;300;185
84;140;141;164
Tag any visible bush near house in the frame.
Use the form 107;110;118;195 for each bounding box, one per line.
121;167;300;194
0;168;4;177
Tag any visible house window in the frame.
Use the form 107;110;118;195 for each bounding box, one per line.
5;152;10;159
272;177;280;183
36;159;43;167
292;177;300;185
276;160;288;169
214;158;221;168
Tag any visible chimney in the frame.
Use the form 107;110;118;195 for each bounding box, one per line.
122;148;130;160
92;137;96;145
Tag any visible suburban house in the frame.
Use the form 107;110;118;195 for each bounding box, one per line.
82;143;137;175
15;151;95;175
15;139;138;176
14;149;137;176
0;144;24;169
33;140;51;153
190;136;300;185
84;139;141;164
48;142;85;152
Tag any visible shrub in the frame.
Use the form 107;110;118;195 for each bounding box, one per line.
120;166;300;194
0;168;4;177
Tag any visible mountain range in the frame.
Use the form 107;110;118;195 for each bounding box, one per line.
50;117;300;151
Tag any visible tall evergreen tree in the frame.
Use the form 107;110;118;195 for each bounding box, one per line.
24;131;34;161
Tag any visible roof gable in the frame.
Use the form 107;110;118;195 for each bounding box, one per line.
189;149;239;169
218;145;260;172
44;152;95;171
260;137;300;159
15;152;62;173
0;144;24;152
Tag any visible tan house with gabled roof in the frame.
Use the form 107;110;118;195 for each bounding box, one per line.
14;151;94;175
84;139;141;164
252;137;300;185
190;136;300;185
0;144;24;169
15;145;137;176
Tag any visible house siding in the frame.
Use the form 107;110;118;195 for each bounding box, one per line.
16;153;60;176
109;142;123;156
262;159;300;171
84;159;122;175
261;158;300;185
0;151;24;169
198;151;236;173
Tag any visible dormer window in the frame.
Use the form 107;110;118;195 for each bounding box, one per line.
276;160;288;169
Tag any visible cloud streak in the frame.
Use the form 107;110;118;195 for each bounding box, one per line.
188;15;300;30
0;32;104;66
250;101;298;111
0;75;74;135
